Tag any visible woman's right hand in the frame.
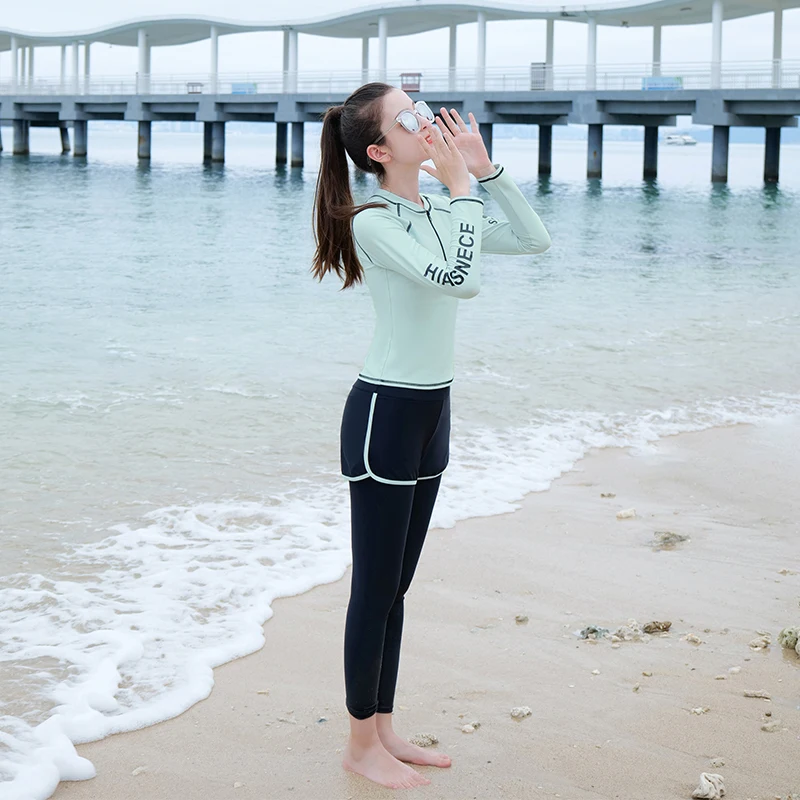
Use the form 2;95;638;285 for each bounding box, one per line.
419;121;471;198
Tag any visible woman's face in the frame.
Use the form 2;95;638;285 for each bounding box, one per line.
367;88;434;169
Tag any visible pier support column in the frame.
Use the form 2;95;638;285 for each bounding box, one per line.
291;122;304;167
643;126;658;179
711;0;723;90
138;121;151;160
652;24;662;77
378;16;388;83
73;121;87;157
538;124;552;175
586;17;598;90
210;25;219;94
448;25;457;91
545;20;554;90
276;122;288;165
476;11;487;92
480;122;493;161
203;122;213;162
362;36;371;85
772;4;783;88
764;127;780;183
587;123;603;178
211;121;225;163
13;120;30;155
60;124;70;153
711;125;729;183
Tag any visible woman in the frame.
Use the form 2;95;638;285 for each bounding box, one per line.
312;82;551;790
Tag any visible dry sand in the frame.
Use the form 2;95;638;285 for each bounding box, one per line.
54;419;800;800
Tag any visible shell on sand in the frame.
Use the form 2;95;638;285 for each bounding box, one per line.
409;733;439;747
684;633;703;645
643;620;672;634
510;706;532;719
616;508;636;520
743;690;771;699
778;626;800;650
653;530;690;549
691;772;726;799
761;719;783;732
749;634;771;650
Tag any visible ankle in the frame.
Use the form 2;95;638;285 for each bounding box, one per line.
347;732;382;752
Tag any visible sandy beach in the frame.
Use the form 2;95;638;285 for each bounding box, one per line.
53;419;800;800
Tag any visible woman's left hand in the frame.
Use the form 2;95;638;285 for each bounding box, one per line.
435;108;496;180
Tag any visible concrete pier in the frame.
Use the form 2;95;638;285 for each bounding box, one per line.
13;120;30;155
0;86;796;180
276;122;288;166
211;121;225;163
643;126;659;179
538;124;552;176
711;125;729;183
203;122;213;162
60;125;70;153
291;122;304;167
480;122;493;161
138;121;151;160
73;121;87;157
764;127;781;183
587;123;603;178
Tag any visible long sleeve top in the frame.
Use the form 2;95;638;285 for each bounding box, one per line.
350;164;551;390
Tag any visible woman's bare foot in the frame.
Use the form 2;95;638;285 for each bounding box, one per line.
342;740;431;789
377;730;452;768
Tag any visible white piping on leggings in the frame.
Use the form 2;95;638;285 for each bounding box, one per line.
342;393;445;485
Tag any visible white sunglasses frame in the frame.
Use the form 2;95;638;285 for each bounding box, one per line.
372;101;436;145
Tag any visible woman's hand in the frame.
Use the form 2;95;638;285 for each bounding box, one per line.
435;108;495;180
419;122;471;197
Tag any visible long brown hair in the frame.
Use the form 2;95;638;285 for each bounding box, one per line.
312;82;393;289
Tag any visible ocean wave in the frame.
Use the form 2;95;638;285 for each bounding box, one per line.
1;390;799;799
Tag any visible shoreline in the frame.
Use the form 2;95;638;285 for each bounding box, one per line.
45;417;800;799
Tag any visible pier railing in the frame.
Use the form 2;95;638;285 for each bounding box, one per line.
2;60;799;96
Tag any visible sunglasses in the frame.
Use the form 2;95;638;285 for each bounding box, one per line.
372;100;436;145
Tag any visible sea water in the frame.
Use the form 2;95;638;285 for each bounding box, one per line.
1;125;799;798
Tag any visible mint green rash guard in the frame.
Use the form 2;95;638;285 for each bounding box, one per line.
350;163;551;390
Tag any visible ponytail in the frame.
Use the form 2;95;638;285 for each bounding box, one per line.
311;83;393;289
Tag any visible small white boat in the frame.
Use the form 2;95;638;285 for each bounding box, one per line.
664;133;698;146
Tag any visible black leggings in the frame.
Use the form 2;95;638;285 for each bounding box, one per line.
344;475;442;719
340;379;450;720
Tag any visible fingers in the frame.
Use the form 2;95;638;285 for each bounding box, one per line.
467;111;480;134
433;117;456;152
430;120;451;154
438;107;461;136
449;108;470;133
439;123;460;153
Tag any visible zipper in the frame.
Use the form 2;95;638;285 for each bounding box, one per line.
425;205;447;260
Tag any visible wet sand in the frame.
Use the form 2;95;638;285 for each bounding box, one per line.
54;418;800;800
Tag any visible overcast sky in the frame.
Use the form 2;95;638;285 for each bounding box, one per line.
1;1;798;79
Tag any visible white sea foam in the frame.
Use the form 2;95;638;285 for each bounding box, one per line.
1;392;799;799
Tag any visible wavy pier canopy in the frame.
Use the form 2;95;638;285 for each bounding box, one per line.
1;0;798;49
